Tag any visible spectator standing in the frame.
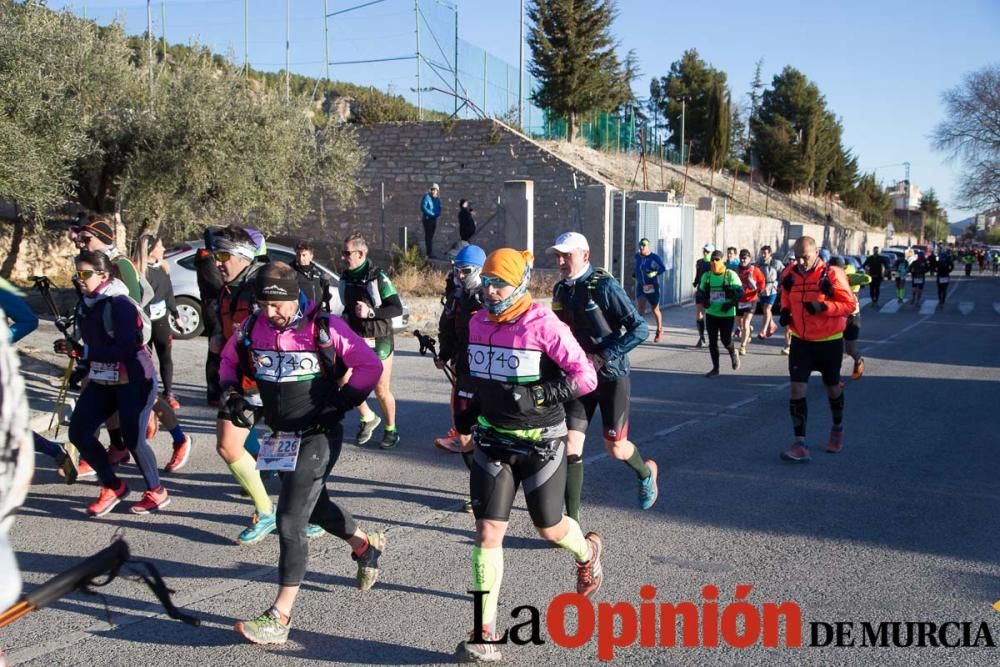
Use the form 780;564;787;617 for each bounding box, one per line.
420;183;442;258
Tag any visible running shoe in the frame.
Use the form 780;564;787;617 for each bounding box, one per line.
353;531;386;591
355;415;382;446
705;368;720;378
238;511;277;545
60;442;81;484
163;393;181;410
165;435;191;472
780;443;811;463
826;429;844;454
234;607;290;645
433;427;463;453
130;486;170;514
88;480;129;518
696;337;705;349
739;344;747;356
653;328;663;343
146;411;159;440
767;321;778;337
729;347;741;370
455;627;503;662
638;460;659;510
781;346;790;355
380;429;401;450
306;523;325;539
108;445;130;467
851;357;865;381
76;458;96;480
575;532;604;597
462;498;474;514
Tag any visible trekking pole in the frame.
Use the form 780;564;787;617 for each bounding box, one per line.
413;330;456;386
31;276;78;436
0;538;199;629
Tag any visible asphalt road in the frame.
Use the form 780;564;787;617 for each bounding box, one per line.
5;274;1000;666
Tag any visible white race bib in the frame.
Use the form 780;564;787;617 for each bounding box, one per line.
710;289;726;304
148;300;167;320
364;337;377;349
938;276;950;284
88;361;120;383
467;344;543;383
256;432;301;471
252;350;322;383
912;277;925;286
642;283;656;294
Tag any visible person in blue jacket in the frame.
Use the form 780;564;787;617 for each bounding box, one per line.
633;238;666;342
420;182;442;259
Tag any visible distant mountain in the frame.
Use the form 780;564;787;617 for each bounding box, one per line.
950;216;975;235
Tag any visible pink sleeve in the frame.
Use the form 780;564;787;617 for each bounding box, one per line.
219;329;241;389
539;311;598;397
328;314;382;395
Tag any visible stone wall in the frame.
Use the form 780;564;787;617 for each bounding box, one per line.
292;119;612;268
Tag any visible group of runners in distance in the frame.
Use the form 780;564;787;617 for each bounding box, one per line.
0;212;988;661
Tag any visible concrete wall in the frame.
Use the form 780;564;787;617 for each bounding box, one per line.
295;119;612;267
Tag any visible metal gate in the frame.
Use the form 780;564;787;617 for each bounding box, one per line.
635;201;696;306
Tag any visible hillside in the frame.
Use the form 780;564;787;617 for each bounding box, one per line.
539;140;874;231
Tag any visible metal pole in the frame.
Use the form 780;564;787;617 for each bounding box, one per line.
160;1;166;58
483;50;487;115
285;0;290;102
244;0;249;76
680;99;686;164
324;0;330;82
454;4;459;116
146;1;153;103
518;0;524;128
414;0;421;120
381;182;386;250
620;189;627;284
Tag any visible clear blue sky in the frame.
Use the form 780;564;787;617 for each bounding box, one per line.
51;0;999;222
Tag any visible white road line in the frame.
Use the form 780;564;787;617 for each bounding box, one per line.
879;300;901;314
858;297;872;310
994;302;1000;315
919;300;937;315
959;301;975;315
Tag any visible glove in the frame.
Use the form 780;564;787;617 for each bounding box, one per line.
224;391;256;429
646;271;658;278
781;273;795;291
819;278;835;298
804;301;828;315
54;316;73;334
54;338;83;358
778;309;792;327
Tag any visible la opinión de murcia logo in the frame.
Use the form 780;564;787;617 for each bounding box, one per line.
468;585;997;660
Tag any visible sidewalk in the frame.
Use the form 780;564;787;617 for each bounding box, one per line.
17;319;77;437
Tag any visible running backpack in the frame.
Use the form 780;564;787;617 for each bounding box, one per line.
84;295;153;347
234;309;345;383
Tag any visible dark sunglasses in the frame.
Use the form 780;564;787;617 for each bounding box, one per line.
481;276;510;289
341;249;360;258
73;269;100;281
213;251;232;262
456;266;477;277
77;235;95;244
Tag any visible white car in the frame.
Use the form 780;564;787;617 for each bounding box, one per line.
163;242;409;340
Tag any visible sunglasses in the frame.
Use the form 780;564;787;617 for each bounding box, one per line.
456;266;477;277
481;276;510;289
341;249;360;258
77;235;95;244
73;269;100;281
213;251;232;263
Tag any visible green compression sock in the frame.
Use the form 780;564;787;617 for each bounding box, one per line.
227;451;272;516
471;546;504;631
624;448;651;479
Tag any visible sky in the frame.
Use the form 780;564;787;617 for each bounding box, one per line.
49;0;1000;223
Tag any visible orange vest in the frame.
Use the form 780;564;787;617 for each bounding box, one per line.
778;260;855;341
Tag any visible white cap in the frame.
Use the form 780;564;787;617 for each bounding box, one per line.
703;243;716;252
547;231;589;254
430;183;440;190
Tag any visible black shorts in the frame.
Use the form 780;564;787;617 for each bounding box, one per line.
469;437;566;528
845;314;860;342
788;336;844;386
565;377;630;441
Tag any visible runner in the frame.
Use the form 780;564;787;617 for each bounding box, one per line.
454;248;603;662
210;225;277;544
781;249;796;355
548;232;658;522
224;262;385;645
755;245;784;340
725;246;739;270
195;227;226;406
909;251;928;305
936;247;955;306
862;246;889;306
433;244;485;459
697;250;744;377
338;233;404;449
692;244;715;348
894;251;909;303
633;238;666;342
962;250;974;277
58;251;169;515
290;239;330;309
734;249;765;355
992;250;999;275
828;257;871;380
777;237;856;462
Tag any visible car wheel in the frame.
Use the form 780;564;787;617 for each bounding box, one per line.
170;296;204;340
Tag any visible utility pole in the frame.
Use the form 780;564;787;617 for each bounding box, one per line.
680;99;686;164
518;0;524;128
285;0;290;102
244;0;249;76
324;0;330;83
414;0;421;120
146;0;153;103
454;3;459;116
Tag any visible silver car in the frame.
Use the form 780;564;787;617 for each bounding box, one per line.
164;241;409;340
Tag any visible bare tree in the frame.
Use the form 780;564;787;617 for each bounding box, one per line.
932;63;1000;209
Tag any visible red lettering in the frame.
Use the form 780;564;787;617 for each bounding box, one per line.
762;602;802;647
597;602;637;661
547;593;594;649
659;602;699;647
639;585;657;647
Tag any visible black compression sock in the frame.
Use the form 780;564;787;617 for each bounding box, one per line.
697;320;705;338
789;398;808;438
565;455;584;522
828;392;845;428
108;428;125;451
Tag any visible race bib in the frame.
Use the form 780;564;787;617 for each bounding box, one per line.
737;302;753;311
912;277;925;286
256;432;301;471
710;289;726;304
642;284;656;294
938;276;950;284
88;361;120;383
148;300;167;320
364;337;377;349
252;350;322;383
467;344;543;383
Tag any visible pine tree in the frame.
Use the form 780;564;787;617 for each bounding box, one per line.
527;0;630;143
706;80;730;170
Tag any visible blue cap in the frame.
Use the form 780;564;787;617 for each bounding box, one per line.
454;244;486;268
819;248;831;262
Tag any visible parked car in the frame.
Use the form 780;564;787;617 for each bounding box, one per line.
163;242;409;340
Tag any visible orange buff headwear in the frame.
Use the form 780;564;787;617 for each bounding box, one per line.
482;248;533;322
